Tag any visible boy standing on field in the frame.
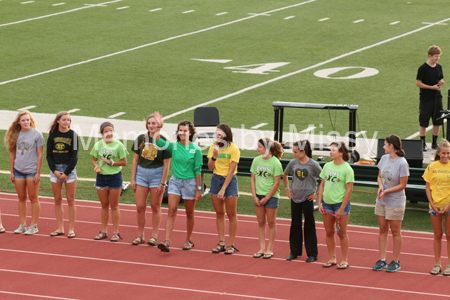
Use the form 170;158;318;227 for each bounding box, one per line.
416;45;444;151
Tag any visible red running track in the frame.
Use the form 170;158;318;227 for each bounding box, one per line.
0;192;450;299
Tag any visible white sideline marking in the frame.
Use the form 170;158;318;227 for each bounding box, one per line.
0;291;79;300
108;112;126;118
68;108;80;113
251;123;268;129
0;0;122;27
422;22;447;25
52;3;65;6
116;6;129;10
149;8;162;12
163;17;450;121
216;12;228;16
390;21;400;25
183;10;195;14
406;119;447;139
0;268;285;300
318;17;329;21
192;58;232;63
353;19;364;23
0;0;316;86
284;16;295;20
21;1;34;4
300;126;316;133
17;105;36;111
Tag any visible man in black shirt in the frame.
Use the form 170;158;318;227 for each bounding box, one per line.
416;45;444;151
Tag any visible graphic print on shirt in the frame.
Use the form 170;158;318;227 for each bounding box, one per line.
381;170;393;184
54;137;72;154
141;143;158;160
295;168;308;181
17;142;30;155
256;165;272;181
100;148;114;164
324;169;341;187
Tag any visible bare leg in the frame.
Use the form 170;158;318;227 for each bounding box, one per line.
149;187;163;239
389;220;403;262
65;180;77;234
337;215;350;265
431;214;444;265
224;195;238;246
211;194;226;243
51;181;65;232
109;188;122;234
26;177;41;225
377;215;389;260
14;179;28;225
164;194;181;241
97;188;110;233
254;206;267;254
265;207;278;254
184;199;196;241
322;213;337;262
134;185;150;238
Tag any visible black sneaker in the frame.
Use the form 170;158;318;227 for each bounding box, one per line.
373;259;387;271
386;260;401;272
423;143;428;151
432;143;438;150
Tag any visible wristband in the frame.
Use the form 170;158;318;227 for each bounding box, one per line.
211;157;217;161
109;159;114;166
285;187;290;190
160;183;167;188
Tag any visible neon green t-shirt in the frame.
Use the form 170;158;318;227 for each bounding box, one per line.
320;161;354;204
90;139;129;175
250;155;284;198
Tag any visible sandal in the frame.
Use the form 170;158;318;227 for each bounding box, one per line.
158;240;171;252
430;264;442;275
147;237;157;246
263;253;274;259
0;227;6;233
50;231;65;237
68;232;76;239
337;263;350;270
132;236;145;245
110;233;123;242
212;241;226;253
442;264;450;276
225;245;239;255
253;252;264;258
323;256;337;268
94;231;108;240
182;240;194;250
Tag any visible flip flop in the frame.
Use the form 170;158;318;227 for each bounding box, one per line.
323;261;337;268
263;253;274;259
50;231;65;236
0;227;5;233
68;233;76;239
337;263;350;270
253;252;264;258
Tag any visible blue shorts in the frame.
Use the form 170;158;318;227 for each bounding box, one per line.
95;172;123;190
322;201;351;215
209;174;238;198
13;169;36;179
135;165;163;188
168;176;196;200
50;164;77;184
254;194;279;209
429;209;450;217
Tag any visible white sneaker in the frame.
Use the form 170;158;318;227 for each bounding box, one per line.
14;223;27;234
24;224;39;235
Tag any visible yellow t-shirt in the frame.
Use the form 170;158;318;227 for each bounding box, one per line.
423;161;450;209
207;142;240;176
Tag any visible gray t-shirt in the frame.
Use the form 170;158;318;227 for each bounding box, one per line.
14;128;45;174
284;158;322;203
376;154;409;208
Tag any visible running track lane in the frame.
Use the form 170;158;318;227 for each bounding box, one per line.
0;192;449;299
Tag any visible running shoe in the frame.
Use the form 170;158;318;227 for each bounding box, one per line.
24;224;39;235
386;260;401;272
373;259;387;271
14;223;27;234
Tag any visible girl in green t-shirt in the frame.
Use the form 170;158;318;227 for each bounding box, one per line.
90;122;129;242
318;141;354;270
251;137;284;259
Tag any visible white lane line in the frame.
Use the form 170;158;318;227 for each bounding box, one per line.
116;6;129;10
149;8;162;12
21;1;34;4
183;10;195;13
162;17;450;120
406;119;447;139
0;291;79;300
353;19;364;23
0;0;316;86
0;267;285;300
0;0;122;27
52;3;65;6
390;21;400;25
17;105;36;111
284;16;295;20
318;17;329;21
68;108;80;113
216;12;228;16
108;112;126;118
251;123;268;129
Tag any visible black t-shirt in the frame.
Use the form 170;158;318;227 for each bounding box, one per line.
46;129;79;175
416;62;443;99
131;134;172;169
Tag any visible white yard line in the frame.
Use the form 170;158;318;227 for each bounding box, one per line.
17;105;36;111
0;0;316;86
52;3;66;6
108;112;126;118
353;19;364;23
116;6;129;10
163;17;450;120
318;17;329;21
284;16;295;20
149;8;162;12
251;123;268;129
182;10;195;14
389;21;400;25
216;12;228;16
68;108;80;113
1;0;122;27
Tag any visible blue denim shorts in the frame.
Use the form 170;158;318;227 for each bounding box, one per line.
50;164;77;184
429;209;450;217
13;169;36;179
322;201;351;215
168;176;196;200
209;174;238;198
95;172;123;190
135;165;163;188
254;194;279;209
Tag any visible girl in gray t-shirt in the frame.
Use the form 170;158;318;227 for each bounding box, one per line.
4;110;45;236
283;140;321;262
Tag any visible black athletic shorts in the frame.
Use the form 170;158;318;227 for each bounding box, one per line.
419;96;443;127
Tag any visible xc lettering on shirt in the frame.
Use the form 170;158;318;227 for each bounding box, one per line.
325;169;341;186
100;149;114;164
256;165;272;180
